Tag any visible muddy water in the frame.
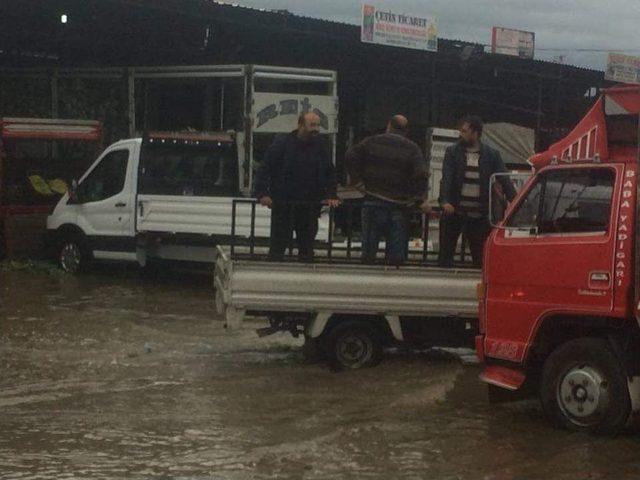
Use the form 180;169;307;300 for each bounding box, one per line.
1;265;640;479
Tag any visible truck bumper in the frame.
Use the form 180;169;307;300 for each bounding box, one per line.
476;334;527;391
479;365;526;391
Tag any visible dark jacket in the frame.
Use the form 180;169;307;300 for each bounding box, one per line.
345;133;428;205
253;131;337;202
439;142;517;216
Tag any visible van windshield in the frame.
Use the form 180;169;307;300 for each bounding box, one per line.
138;142;237;197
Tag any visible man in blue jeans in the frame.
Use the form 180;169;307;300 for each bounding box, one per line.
345;115;430;265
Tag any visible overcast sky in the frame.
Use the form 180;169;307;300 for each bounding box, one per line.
229;0;640;70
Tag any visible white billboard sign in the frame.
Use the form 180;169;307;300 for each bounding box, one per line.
252;93;338;133
606;52;640;84
491;27;535;59
361;4;437;52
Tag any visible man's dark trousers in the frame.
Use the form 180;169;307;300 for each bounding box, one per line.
361;197;409;265
438;214;491;268
269;202;320;262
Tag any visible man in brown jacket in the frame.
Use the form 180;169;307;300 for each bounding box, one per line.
345;115;430;265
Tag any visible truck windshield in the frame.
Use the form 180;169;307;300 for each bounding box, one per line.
506;168;615;234
138;142;237;197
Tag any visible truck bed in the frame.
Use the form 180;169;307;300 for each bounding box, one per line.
214;246;481;327
137;195;330;240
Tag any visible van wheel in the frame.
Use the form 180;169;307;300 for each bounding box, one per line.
540;338;631;435
325;321;383;371
58;234;91;273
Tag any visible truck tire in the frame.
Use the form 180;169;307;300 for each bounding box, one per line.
324;321;383;371
58;232;91;274
540;337;631;435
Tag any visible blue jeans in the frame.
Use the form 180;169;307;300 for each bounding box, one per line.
361;198;409;265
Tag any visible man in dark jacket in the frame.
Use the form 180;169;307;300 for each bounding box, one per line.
345;115;430;265
254;112;339;261
438;115;516;268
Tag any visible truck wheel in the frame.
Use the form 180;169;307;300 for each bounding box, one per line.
58;234;91;274
325;321;383;371
540;338;631;435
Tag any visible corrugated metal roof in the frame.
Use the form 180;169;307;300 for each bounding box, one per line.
208;1;601;75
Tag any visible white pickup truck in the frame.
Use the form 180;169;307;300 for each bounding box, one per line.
46;131;330;272
212;120;531;370
46;64;339;272
214;200;481;370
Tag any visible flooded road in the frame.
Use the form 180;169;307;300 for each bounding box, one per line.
2;264;640;479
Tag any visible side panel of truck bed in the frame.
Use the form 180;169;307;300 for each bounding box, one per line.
215;248;481;318
137;195;271;237
137;195;330;241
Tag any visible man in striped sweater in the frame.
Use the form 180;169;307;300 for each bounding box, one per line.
438;115;516;268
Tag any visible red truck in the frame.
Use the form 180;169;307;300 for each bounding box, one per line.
478;86;640;434
0;117;102;259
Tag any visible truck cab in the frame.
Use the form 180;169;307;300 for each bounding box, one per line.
478;86;640;434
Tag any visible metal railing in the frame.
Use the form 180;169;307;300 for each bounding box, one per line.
230;198;475;268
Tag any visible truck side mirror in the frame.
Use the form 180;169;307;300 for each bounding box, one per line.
489;171;532;228
68;179;79;203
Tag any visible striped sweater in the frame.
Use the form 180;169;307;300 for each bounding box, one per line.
458;149;482;218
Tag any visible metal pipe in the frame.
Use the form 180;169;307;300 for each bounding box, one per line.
422;213;429;264
460;233;467;263
250;201;256;258
327;205;334;262
252;72;335;82
346;204;353;260
128;68;135;137
288;203;295;257
133;72;244;79
134;64;244;74
253;65;336;77
231;199;237;258
220;83;225;131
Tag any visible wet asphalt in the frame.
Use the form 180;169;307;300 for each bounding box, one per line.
1;263;640;479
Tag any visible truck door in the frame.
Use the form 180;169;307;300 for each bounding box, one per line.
75;143;136;257
484;165;619;362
